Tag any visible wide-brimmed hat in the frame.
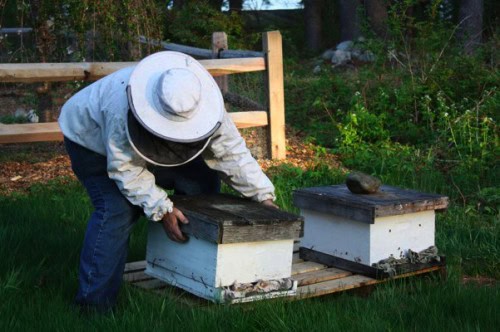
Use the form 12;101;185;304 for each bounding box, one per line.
126;51;224;166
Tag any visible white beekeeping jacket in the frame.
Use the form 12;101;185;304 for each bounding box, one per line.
58;67;275;221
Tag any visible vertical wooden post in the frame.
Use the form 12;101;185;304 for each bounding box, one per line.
211;32;228;93
263;31;286;160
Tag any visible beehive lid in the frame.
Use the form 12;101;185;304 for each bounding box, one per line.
293;185;449;224
173;194;303;244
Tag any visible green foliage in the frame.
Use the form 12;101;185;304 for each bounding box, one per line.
0;175;499;330
1;0;164;62
167;1;246;49
285;5;498;207
0;114;28;124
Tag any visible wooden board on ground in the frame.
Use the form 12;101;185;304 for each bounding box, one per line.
124;244;445;304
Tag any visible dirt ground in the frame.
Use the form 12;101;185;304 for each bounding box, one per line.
0;126;342;195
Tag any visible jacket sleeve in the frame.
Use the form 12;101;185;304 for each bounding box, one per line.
102;112;173;221
203;112;276;202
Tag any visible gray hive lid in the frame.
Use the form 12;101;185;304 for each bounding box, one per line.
173;194;303;244
293;185;449;224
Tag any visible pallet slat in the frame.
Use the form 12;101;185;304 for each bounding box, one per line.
123;270;152;282
296;274;378;298
123;250;445;304
293;268;352;286
291;261;327;275
124;260;147;273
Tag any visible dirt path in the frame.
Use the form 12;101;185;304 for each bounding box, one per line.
0;127;343;195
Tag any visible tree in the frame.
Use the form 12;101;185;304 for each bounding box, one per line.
338;0;361;41
228;0;244;12
364;0;388;39
304;0;323;52
458;0;484;55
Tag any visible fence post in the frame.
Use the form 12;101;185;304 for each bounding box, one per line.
262;31;286;160
211;32;228;94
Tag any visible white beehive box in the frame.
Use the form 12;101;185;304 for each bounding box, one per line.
293;185;448;267
146;194;303;303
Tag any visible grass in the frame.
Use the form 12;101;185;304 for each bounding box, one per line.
0;171;498;331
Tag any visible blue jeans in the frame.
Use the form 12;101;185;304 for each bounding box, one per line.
64;137;220;311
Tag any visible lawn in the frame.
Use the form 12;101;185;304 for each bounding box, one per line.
0;166;498;331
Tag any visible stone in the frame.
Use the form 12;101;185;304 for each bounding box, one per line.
357;50;376;62
313;65;322;74
331;50;351;65
345;171;382;194
336;40;354;52
14;108;27;118
27;109;39;123
321;49;335;61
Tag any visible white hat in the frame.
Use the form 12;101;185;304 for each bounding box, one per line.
126;51;224;166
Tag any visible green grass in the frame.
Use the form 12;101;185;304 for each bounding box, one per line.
0;173;498;331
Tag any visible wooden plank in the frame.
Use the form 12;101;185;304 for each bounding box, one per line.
173;194;303;244
200;58;266;76
292;261;327;275
293;185;449;224
296;274;378;299
0;62;136;83
124;260;147;273
263;31;286;160
0;123;63;144
293;267;352;286
0;111;269;144
123;270;153;282
221;223;302;244
138;36;264;59
229;111;268;128
0;58;265;83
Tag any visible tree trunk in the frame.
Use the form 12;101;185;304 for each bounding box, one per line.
229;0;244;12
364;0;388;39
173;0;187;9
207;0;224;10
338;0;361;41
458;0;483;55
304;0;323;53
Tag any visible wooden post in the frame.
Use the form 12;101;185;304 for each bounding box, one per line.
263;31;286;160
211;32;228;94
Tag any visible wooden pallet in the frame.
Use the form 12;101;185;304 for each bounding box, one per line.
123;248;445;303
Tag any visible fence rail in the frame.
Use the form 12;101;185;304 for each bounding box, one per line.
0;31;286;159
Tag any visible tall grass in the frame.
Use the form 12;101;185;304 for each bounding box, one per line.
0;176;498;330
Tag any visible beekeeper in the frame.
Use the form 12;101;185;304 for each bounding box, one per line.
58;51;277;311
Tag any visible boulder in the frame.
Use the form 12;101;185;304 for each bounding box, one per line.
336;40;354;52
331;50;351;65
321;49;335;61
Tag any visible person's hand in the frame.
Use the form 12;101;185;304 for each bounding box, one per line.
261;199;279;209
161;208;189;243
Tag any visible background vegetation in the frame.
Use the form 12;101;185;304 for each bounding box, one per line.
0;0;498;330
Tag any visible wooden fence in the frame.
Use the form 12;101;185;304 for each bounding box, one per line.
0;31;286;159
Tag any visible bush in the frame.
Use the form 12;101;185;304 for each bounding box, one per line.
167;1;246;49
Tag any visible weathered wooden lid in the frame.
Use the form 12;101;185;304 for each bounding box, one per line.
293;185;449;224
174;194;303;244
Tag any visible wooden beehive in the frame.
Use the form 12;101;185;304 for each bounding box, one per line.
293;185;448;270
145;194;303;303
